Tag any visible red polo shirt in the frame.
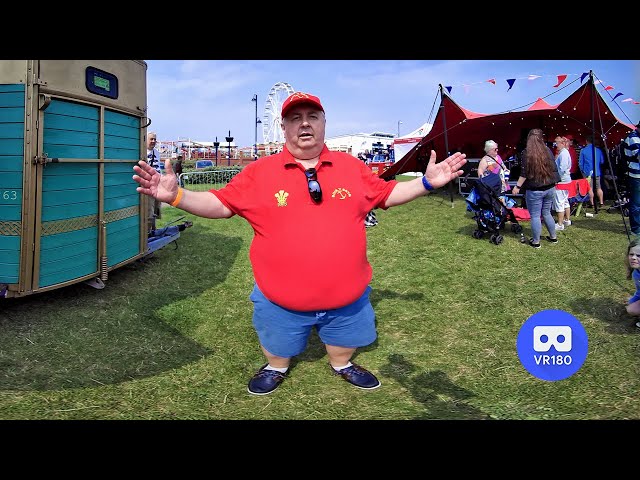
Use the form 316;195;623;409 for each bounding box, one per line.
210;145;398;311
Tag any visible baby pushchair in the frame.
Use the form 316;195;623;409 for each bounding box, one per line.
465;173;523;245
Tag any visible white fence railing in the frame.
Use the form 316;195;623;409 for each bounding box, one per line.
178;169;240;192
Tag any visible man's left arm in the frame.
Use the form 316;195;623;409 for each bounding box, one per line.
384;150;466;207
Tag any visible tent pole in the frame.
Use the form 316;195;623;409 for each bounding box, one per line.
589;71;599;215
439;84;454;207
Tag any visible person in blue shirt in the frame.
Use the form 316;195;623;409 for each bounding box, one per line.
578;136;605;208
624;237;640;329
623;122;640;236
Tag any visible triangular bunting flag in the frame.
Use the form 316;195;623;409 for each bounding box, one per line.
580;72;589;83
634;101;640;105
594;80;603;85
487;79;496;85
553;74;568;88
445;86;452;94
528;75;541;80
604;85;614;91
613;92;624;101
622;98;634;102
506;79;516;91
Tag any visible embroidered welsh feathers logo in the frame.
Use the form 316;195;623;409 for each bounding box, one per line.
275;190;289;207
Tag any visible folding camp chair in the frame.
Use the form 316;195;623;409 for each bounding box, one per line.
557;179;590;217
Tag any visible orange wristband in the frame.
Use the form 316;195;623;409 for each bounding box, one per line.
170;187;184;207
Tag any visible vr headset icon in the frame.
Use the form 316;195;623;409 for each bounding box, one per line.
533;326;572;352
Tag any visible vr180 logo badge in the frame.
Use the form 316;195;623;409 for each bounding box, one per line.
517;310;588;381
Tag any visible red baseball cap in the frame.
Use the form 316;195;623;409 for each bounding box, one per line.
281;92;324;118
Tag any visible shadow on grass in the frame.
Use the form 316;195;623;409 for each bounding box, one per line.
291;288;425;367
458;206;631;241
565;215;629;235
0;227;242;392
456;219;528;244
379;353;491;420
369;288;424;308
568;296;639;334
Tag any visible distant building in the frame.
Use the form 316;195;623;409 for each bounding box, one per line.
159;132;398;161
324;132;396;157
158;139;238;160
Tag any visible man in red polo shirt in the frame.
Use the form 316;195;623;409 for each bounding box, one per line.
133;92;466;395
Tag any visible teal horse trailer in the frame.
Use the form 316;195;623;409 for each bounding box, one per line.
0;60;165;299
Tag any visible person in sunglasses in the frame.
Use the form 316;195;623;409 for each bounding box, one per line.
133;92;466;395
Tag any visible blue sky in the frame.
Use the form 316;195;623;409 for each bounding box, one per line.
145;60;639;148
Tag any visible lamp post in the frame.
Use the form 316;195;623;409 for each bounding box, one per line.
213;136;220;167
397;120;402;138
255;119;262;160
225;130;233;166
251;94;262;161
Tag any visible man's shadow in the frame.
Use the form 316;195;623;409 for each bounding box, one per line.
378;353;491;420
293;288;424;365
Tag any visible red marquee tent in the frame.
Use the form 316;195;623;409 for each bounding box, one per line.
380;76;635;180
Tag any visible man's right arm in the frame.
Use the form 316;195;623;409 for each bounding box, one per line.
172;189;233;219
134;159;233;219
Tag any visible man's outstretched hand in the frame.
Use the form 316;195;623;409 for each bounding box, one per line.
424;150;467;189
133;158;179;203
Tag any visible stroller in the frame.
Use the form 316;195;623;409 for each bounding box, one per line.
465;172;524;245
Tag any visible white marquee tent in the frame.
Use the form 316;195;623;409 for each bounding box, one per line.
392;122;432;163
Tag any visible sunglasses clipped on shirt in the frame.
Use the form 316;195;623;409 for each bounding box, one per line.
305;168;322;203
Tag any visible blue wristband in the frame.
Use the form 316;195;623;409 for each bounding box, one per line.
422;175;434;191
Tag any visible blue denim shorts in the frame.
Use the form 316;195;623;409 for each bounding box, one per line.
249;284;377;358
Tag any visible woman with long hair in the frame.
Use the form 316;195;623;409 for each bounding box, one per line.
511;128;559;248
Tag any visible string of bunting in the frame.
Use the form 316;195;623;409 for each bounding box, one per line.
444;72;639;105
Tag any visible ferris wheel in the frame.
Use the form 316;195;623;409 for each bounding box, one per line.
263;82;295;145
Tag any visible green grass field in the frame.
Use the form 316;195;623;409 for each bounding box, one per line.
1;180;638;420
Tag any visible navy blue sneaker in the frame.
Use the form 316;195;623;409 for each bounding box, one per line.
247;364;288;395
331;363;381;390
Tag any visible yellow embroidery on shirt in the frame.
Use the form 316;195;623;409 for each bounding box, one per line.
275;190;289;207
331;188;352;200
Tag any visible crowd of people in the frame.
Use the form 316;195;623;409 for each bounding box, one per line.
483;122;640;328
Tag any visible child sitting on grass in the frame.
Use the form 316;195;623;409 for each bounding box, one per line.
624;237;640;329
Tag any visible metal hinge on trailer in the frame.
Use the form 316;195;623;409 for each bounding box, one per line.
32;75;47;86
32;154;53;166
